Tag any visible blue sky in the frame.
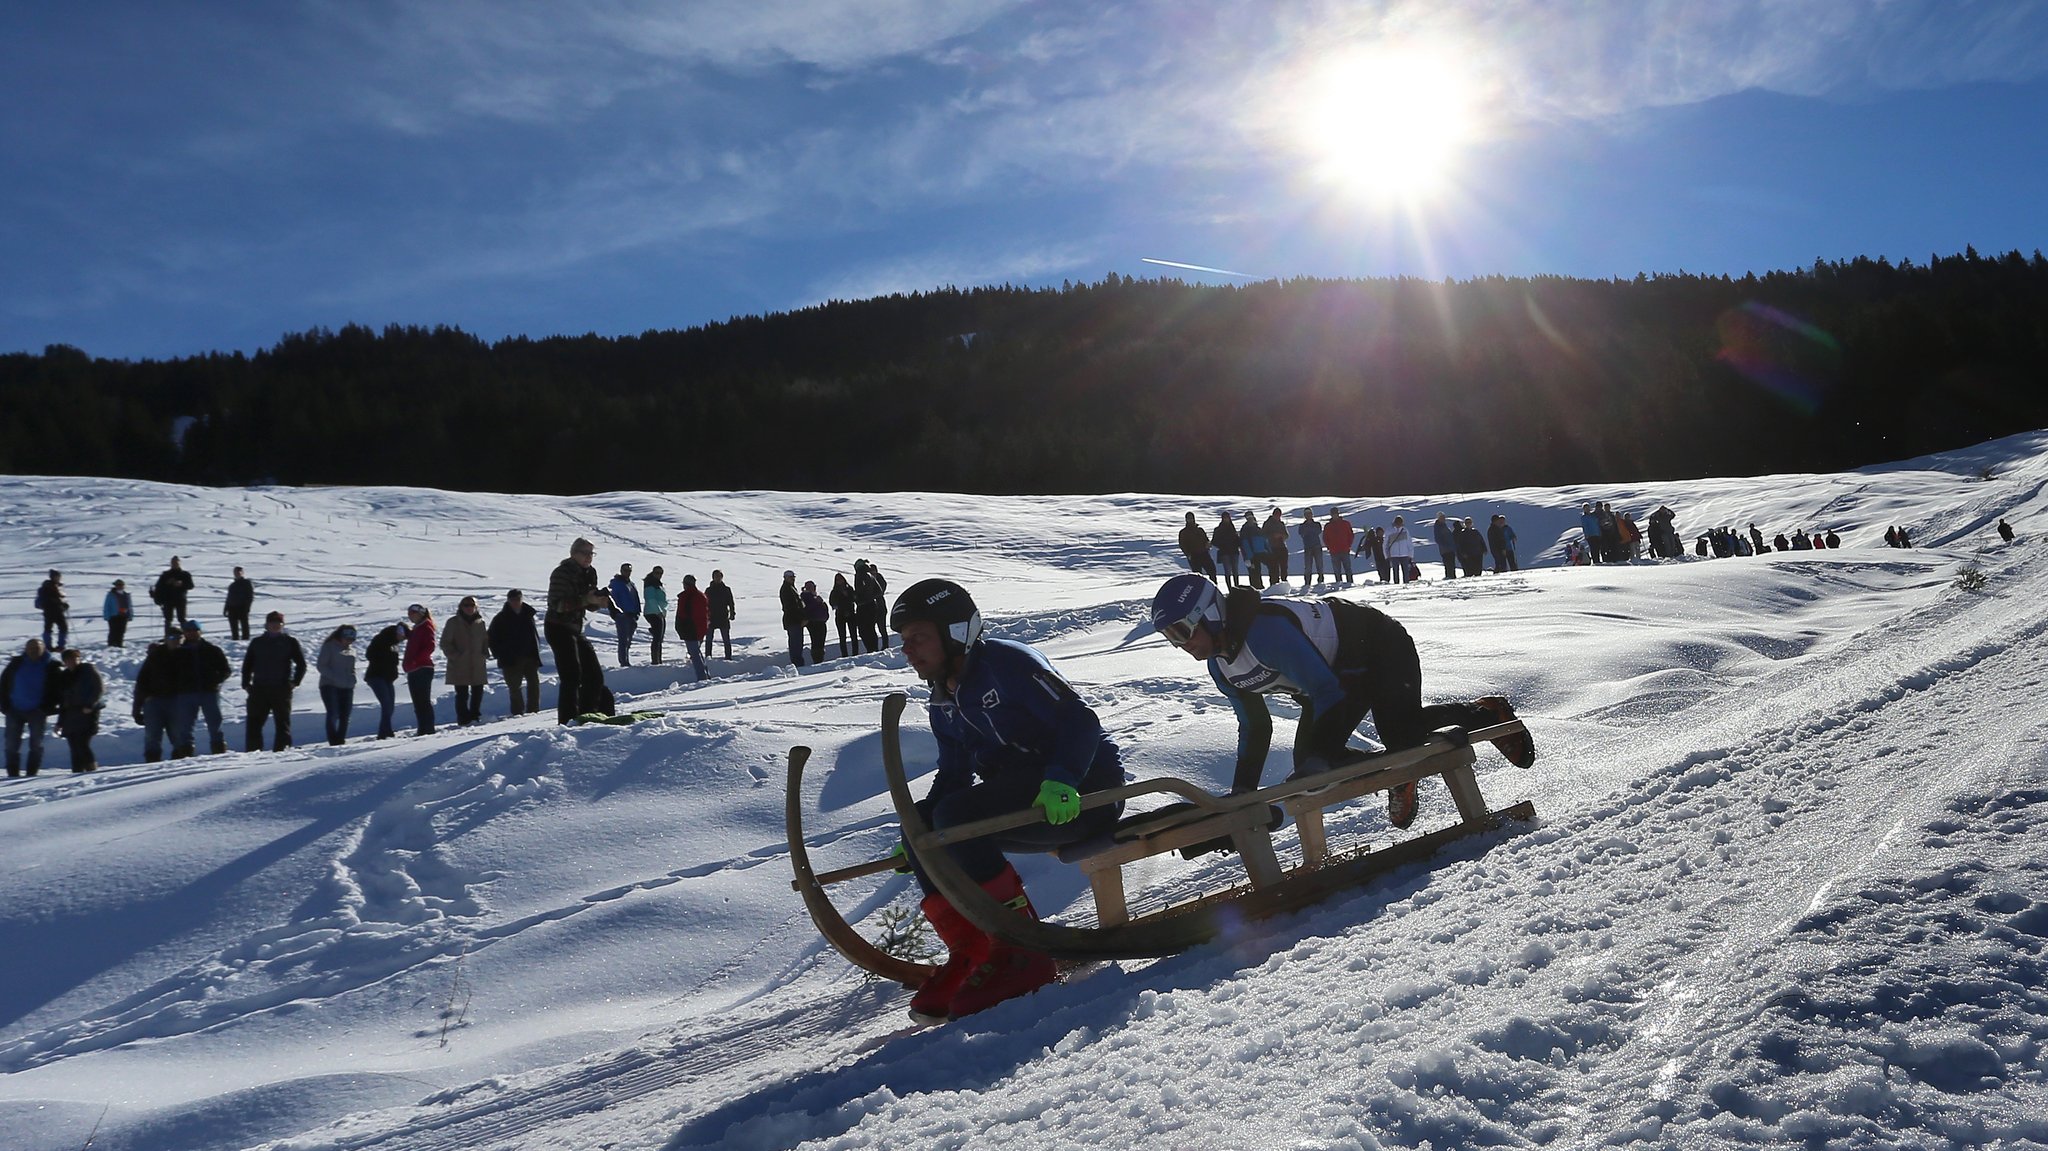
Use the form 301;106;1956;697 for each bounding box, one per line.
5;1;2047;360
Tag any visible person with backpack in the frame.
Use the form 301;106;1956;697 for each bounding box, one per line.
152;556;195;634
488;591;542;715
887;578;1126;1024
1149;574;1534;830
103;578;134;647
35;569;68;652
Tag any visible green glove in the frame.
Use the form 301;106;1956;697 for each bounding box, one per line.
889;841;913;874
1034;779;1082;825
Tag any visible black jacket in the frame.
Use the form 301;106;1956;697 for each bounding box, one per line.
135;641;181;704
365;625;405;681
171;639;232;694
225;576;256;614
242;632;308;690
488;603;541;665
153;567;194;606
707;581;736;625
779;581;805;630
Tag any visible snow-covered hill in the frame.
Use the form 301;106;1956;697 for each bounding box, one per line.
3;437;2044;1150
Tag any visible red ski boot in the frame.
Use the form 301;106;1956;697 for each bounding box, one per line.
907;891;988;1025
948;864;1057;1018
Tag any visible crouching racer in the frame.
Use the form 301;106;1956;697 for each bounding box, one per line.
1150;574;1535;830
890;578;1125;1024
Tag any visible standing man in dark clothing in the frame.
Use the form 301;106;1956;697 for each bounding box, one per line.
488;590;542;716
780;570;808;668
103;579;134;648
1456;517;1486;577
546;537;613;725
706;570;737;659
1487;514;1519;573
152;556;195;635
3;639;61;777
1297;509;1325;584
1211;512;1242;589
242;610;307;751
171;620;232;757
853;560;888;653
35;570;68;652
55;648;105;773
134;631;181;762
1178;513;1217;579
364;623;405;738
224;566;256;641
1262;508;1291;585
1999;518;2017;543
1432;514;1457;579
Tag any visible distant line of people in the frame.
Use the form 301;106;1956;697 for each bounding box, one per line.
1178;507;1523;588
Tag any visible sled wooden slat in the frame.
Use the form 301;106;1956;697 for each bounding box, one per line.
784;745;937;988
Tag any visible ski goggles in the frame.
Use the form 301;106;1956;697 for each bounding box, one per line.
1158;614;1203;648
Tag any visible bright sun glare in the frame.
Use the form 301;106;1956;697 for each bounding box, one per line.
1301;47;1479;204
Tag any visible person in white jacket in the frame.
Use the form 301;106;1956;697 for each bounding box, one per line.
1386;516;1420;584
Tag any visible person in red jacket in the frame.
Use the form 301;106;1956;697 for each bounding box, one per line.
676;574;712;682
1322;508;1356;584
402;603;438;735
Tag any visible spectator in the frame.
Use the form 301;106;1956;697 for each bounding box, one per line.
830;573;858;657
853;560;887;653
1791;530;1812;550
1647;505;1678;559
1748;523;1766;556
1433;514;1457;579
1211;512;1242;589
1359;524;1389;585
441;596;489;726
224;566;256;641
134;630;181;762
1297;509;1325;584
35;569;68;652
1324;508;1355;584
1774;533;1790;552
1241;510;1268;590
364;622;405;738
152;555;194;634
1596;502;1622;563
315;624;359;746
1178;512;1217;579
3;639;61;777
1488;514;1519;572
1455;517;1486;577
780;570;808;668
802;579;830;664
1263;508;1291;584
171;620;231;758
677;574;711;681
1579;504;1603;566
546;537;613;725
706;569;737;659
1824;529;1841;549
242;610;307;751
488;590;542;716
54;648;105;773
1898;526;1913;547
103;578;133;648
1387;516;1418;584
1999;518;2016;543
642;567;669;665
608;563;641;667
403;603;438;735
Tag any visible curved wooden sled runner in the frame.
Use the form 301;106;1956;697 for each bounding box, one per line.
793;692;1537;967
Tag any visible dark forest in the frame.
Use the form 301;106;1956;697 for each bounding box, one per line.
6;249;2046;496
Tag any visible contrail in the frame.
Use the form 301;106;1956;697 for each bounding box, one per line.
1141;257;1257;279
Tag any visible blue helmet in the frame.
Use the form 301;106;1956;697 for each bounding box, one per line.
1151;573;1222;648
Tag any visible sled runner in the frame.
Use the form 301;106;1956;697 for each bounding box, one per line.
789;692;1535;978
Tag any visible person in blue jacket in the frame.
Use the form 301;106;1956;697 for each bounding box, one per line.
890;578;1125;1024
3;639;62;777
1150;574;1534;831
607;563;641;667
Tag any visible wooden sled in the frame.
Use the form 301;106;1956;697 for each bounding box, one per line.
790;692;1535;975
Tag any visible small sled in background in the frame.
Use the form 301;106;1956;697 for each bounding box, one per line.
788;692;1535;985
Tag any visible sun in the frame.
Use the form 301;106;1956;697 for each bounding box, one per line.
1300;46;1480;205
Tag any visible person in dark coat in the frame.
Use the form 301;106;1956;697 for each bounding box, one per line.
706;570;737;659
103;579;134;648
1297;509;1325;584
1999;518;2016;543
853;560;889;652
152;556;195;635
242;610;307;751
677;574;711;681
546;537;613;725
780;570;808;668
1262;508;1291;584
1240;510;1267;589
171;620;231;757
488;590;542;716
1211;513;1242;588
1432;514;1457;579
1455;517;1486;577
1178;512;1217;580
224;566;256;641
801;579;830;663
829;573;858;658
3;639;62;777
1487;514;1519;573
364;622;406;737
607;563;641;667
55;648;105;772
133;631;182;761
35;569;68;652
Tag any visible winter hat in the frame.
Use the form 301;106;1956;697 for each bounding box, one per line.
182;620;202;633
